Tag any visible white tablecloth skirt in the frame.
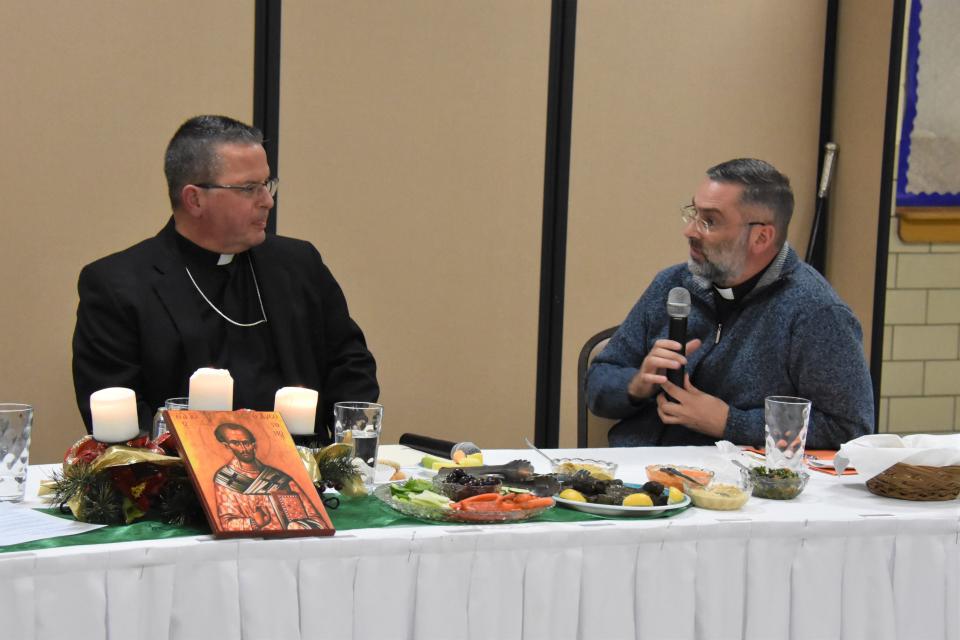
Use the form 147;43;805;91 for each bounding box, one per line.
2;515;958;640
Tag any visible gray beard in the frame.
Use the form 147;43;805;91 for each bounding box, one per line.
686;231;749;286
688;257;736;285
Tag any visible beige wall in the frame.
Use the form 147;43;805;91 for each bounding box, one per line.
277;1;550;448
2;3;897;462
0;3;253;463
827;0;895;369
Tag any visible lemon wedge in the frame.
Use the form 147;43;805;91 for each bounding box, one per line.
623;492;654;507
559;489;587;502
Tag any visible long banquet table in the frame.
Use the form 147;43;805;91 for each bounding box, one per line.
2;446;958;640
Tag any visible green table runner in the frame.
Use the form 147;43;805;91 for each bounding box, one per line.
1;497;626;554
1;510;209;554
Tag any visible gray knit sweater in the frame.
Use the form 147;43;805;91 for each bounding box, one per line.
587;244;874;448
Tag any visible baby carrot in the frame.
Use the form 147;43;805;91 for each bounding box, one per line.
494;495;522;511
456;492;500;505
518;497;554;510
464;501;501;512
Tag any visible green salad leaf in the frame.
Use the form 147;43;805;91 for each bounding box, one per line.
407;490;452;510
389;478;437;501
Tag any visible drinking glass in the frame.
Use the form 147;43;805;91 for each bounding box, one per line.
333;402;383;487
764;396;811;472
0;403;33;502
165;397;190;411
153;397;191;439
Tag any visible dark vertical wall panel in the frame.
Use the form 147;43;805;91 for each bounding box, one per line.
535;0;578;448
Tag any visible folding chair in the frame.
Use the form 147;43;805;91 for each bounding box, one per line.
576;326;620;448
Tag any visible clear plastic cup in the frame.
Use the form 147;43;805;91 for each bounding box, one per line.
764;396;811;472
0;403;33;502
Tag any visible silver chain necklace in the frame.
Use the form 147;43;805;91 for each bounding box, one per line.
184;255;268;327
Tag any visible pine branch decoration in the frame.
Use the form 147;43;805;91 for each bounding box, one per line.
48;462;98;508
156;476;205;526
316;447;366;496
48;463;124;524
79;474;124;524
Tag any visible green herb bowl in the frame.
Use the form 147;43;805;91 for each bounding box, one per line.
749;467;809;500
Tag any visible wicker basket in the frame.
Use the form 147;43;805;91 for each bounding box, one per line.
865;463;960;501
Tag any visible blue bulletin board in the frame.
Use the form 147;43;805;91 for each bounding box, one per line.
896;0;960;208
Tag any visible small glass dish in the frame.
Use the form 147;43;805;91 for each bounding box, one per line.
551;458;618;481
432;473;502;502
748;467;809;500
645;464;715;491
682;467;752;511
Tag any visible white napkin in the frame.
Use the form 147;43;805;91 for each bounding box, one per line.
838;433;960;480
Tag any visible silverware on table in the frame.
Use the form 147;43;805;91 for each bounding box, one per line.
523;436;558;466
661;466;708;487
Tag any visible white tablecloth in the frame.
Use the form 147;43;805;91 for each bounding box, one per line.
2;447;958;640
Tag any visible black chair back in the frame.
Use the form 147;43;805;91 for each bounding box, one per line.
576;326;619;448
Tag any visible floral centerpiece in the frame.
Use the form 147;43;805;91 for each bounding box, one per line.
44;433;201;525
44;433;366;525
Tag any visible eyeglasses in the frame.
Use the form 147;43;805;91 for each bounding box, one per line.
195;177;279;198
680;204;770;234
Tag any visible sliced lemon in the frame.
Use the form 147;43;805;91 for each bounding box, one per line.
667;487;685;504
623;492;654;507
559;489;587;502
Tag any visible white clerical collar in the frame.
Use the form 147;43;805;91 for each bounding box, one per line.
714;286;735;300
217;253;235;266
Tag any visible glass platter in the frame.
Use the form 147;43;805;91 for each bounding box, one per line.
373;484;554;524
553;493;691;518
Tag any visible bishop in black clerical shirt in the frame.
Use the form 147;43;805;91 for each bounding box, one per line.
72;115;378;440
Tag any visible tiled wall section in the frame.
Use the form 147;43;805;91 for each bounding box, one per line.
881;221;960;433
878;4;960;436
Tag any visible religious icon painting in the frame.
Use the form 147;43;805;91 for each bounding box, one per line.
165;410;334;538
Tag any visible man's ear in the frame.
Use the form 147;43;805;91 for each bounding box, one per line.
180;185;204;218
751;223;777;254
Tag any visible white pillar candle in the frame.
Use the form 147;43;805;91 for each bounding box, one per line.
90;387;140;443
189;368;233;411
274;387;319;435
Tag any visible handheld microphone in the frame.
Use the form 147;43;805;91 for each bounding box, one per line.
665;287;691;401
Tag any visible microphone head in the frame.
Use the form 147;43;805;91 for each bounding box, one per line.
667;287;691;318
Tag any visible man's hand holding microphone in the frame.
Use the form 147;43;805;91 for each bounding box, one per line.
627;287;728;438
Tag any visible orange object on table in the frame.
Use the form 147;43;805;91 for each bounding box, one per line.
645;464;714;490
742;447;857;475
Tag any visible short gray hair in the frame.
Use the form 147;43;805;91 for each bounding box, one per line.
706;158;794;244
164;115;263;209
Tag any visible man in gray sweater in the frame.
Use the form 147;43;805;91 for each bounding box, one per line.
586;158;873;448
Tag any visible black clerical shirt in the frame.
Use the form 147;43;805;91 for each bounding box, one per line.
712;260;773;327
175;233;285;412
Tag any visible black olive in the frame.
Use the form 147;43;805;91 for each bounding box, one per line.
642;481;665;495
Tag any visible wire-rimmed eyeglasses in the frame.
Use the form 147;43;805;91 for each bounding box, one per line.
196;177;279;198
680;204;769;234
